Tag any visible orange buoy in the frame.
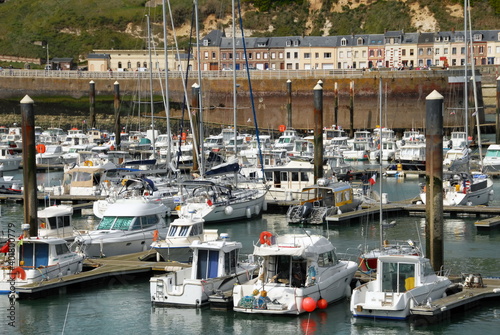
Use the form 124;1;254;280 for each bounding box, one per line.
36;144;46;154
152;230;159;242
278;124;286;132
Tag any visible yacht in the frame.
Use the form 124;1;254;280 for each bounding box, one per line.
232;232;357;315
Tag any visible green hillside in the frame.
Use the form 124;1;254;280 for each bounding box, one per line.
0;0;498;66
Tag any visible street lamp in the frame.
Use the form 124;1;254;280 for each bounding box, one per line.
43;43;50;69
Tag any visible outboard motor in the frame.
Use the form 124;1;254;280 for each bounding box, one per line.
300;202;313;221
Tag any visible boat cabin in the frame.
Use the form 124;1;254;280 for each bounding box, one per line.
378;255;435;293
190;238;242;280
38;205;74;239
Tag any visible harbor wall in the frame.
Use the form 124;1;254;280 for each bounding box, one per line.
0;68;495;133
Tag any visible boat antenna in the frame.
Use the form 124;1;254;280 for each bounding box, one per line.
62;302;70;334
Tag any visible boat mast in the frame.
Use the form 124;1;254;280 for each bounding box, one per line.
194;0;204;176
162;0;172;175
378;77;384;249
146;14;156;157
467;0;483;167
464;0;470;172
232;0;238;184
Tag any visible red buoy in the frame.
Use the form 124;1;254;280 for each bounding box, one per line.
302;297;317;312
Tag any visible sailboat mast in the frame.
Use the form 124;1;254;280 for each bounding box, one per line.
379;77;384;248
464;0;469;171
232;0;238;184
146;14;156;156
194;0;204;175
162;0;172;172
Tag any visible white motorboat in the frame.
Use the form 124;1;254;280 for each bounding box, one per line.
286;178;362;225
176;179;266;223
0;145;22;171
350;255;452;320
73;199;168;258
0;236;84;295
358;239;421;273
274;128;300;151
482;144;500;172
232;232;357;315
35;144;63;165
37;204;75;240
419;171;493;206
150;234;257;307
150;212;219;262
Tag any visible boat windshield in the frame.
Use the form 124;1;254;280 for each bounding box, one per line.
97;216;134;230
381;261;416;293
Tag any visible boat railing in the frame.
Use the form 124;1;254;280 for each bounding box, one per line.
337;247;361;264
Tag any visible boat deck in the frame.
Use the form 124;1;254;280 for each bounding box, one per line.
15;250;190;299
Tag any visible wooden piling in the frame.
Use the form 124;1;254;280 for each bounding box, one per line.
113;81;121;149
313;83;324;183
349;81;354;137
425;90;444;271
286;79;292;128
89;80;96;129
20;95;38;238
191;83;200;173
334;82;338;127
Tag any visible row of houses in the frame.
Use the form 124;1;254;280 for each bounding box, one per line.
88;29;500;72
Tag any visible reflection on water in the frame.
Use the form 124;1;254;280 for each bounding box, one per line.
1;170;500;334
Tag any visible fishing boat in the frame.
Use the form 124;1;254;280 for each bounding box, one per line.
0;236;84;295
150;212;219;262
150;234;257;307
358;239;421;273
286;178;362;225
232;231;357;315
73;198;168;258
350;255;452;320
35;144;63;165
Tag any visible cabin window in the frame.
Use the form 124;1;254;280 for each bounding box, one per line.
381;261;416;293
336;192;342;203
167;225;178;237
344;190;351;201
196;249;219;279
97;216;115;230
55;243;70;255
141;215;159;228
300;172;309;182
191;223;201;236
422;259;435;277
178;225;190;236
318;251;338;267
22;243;49;268
272;255;291;284
291;172;299;182
280;171;288;182
224;249;238;275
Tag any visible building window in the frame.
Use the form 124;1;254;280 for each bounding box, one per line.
461;47;465;55
248;53;252;59
347;51;352;58
369;50;374;57
339;51;344;58
294;52;298;59
418;48;423;56
377;50;382;57
271;52;276;59
143;62;147;68
473;33;482;41
354;51;358;58
304;52;310;59
127;61;131;68
315;52;319;59
410;49;414;56
341;38;347;46
137;62;141;68
235;52;240;59
118;62;122;69
263;52;268;59
427;48;432;55
204;51;208;59
456;35;464;42
357;37;364;45
222;53;227;60
324;52;331;59
452;47;457;55
257;53;261;59
229;53;233;59
479;46;484;54
286;52;291;59
435;48;440;55
362;50;366;57
402;49;406;56
212;52;216;59
444;48;448;54
279;52;283;59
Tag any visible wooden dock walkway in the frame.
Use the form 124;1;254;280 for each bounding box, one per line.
410;277;500;322
16;251;190;299
474;216;500;229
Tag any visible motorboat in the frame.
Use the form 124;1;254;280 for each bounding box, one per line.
37;204;75;240
232;232;357;315
175;178;266;223
150;234;257;307
73;198;168;258
482;144;500;173
350;255;452;320
286;178;362;225
0;236;84;295
0;145;22;171
419;171;493;206
150;211;219;262
0;176;22;194
397;141;426;171
35;144;63;165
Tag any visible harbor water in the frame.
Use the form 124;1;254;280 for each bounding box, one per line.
1;169;500;334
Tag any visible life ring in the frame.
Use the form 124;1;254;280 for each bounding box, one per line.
40;222;46;229
84;160;93;167
36;144;46;154
152;230;159;242
10;266;26;280
259;231;273;245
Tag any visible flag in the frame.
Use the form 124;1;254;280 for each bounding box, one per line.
369;174;377;185
0;241;9;253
